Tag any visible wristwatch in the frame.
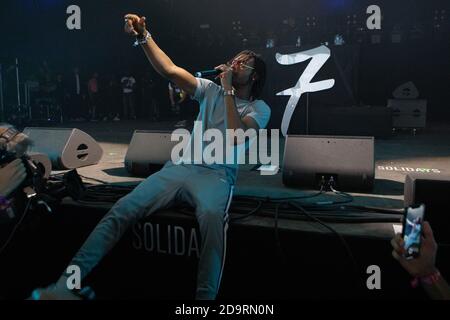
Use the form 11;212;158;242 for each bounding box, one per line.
223;89;235;96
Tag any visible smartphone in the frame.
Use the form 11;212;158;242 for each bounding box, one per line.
402;203;425;260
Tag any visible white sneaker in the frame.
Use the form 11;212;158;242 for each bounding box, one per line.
113;116;120;121
29;285;82;300
29;276;96;300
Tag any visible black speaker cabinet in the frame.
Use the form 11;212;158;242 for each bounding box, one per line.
124;130;186;177
388;99;427;129
282;135;375;192
404;173;450;245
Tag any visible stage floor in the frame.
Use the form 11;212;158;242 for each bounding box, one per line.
47;119;450;211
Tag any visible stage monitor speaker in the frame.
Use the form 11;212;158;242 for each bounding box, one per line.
388;99;427;129
23;127;103;170
404;173;450;245
27;152;52;179
125;130;186;177
282;135;375;192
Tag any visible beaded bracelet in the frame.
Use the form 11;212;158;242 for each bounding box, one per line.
411;270;441;288
133;30;152;47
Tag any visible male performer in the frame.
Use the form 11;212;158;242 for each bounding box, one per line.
32;13;270;300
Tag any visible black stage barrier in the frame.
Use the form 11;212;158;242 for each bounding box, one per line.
2;200;449;300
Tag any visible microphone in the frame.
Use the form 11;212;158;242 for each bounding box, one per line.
194;69;221;78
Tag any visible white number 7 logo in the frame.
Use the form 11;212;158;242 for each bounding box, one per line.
276;45;335;136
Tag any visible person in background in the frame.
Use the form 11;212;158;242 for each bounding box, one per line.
105;75;122;121
121;72;136;120
141;72;159;121
54;74;66;123
66;67;84;121
87;72;100;121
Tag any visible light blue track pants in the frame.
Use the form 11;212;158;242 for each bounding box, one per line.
62;161;235;300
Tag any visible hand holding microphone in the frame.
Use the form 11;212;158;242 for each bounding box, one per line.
194;69;222;78
214;64;233;89
195;64;233;89
195;64;232;78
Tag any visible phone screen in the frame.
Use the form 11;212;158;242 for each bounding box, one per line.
402;204;425;260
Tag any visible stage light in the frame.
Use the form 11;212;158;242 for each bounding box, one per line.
344;13;364;44
266;38;275;48
409;24;425;41
433;9;447;31
391;24;403;43
370;34;382;44
232;21;242;31
231;20;243;38
306;16;317;28
334;34;345;45
346;14;358;26
355;27;366;44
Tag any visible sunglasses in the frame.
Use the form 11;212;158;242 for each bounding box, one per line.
228;60;255;70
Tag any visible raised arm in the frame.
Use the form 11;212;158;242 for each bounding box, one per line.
124;14;197;96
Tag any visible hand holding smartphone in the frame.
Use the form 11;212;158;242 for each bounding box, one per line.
402;204;425;260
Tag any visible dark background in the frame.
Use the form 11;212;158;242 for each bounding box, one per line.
0;0;449;129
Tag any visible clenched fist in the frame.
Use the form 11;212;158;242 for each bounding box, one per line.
124;14;147;36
